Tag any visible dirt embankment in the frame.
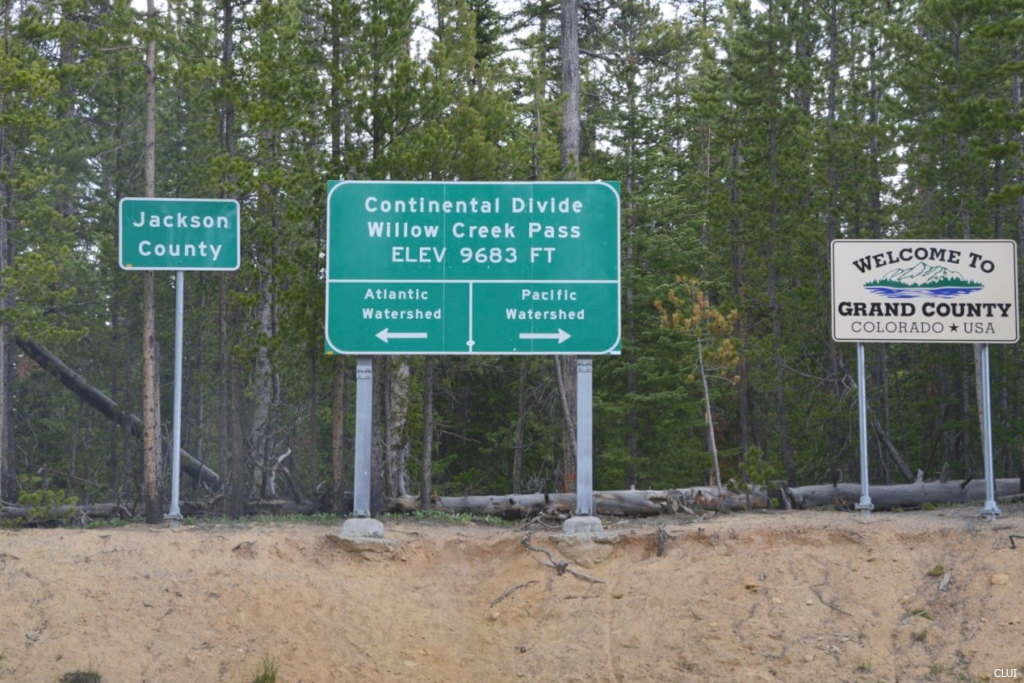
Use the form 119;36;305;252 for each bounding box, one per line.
1;506;1022;682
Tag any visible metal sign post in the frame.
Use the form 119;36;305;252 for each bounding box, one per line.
338;356;385;538
978;344;1001;518
326;181;621;537
353;357;373;518
166;271;185;528
576;358;594;515
562;356;605;535
854;343;873;517
119;197;240;529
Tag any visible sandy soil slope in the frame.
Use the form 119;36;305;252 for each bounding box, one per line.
1;505;1022;682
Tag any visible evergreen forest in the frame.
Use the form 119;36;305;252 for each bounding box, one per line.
1;0;1022;519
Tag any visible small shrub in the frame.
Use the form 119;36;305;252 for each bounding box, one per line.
15;487;78;527
59;671;102;683
250;656;277;683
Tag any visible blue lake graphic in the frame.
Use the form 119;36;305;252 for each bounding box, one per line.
866;286;983;299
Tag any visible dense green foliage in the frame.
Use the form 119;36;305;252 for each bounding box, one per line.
1;0;1021;514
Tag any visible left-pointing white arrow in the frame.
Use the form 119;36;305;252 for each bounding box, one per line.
376;328;428;343
519;329;571;344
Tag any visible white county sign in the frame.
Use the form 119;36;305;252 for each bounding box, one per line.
831;240;1018;344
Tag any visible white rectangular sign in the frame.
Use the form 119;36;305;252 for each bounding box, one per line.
831;240;1018;344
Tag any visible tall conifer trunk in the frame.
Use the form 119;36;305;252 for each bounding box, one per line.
764;0;794;486
559;0;579;174
328;0;349;514
141;0;162;523
384;357;410;497
218;0;241;516
823;0;845;485
557;0;579;490
0;91;12;501
513;359;528;493
0;2;13;501
420;357;434;509
331;360;346;513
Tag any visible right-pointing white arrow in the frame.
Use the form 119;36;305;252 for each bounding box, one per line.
519;329;571;344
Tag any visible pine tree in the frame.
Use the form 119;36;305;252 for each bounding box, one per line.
890;0;1024;478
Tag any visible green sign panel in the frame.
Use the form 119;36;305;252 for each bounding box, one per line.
325;181;621;355
119;197;240;271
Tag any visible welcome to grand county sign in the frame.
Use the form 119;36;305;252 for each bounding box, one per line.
831;239;1019;344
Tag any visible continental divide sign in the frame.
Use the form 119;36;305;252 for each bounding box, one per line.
325;181;621;355
831;240;1018;344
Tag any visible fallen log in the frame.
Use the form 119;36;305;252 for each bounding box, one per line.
243;498;317;516
787;478;1022;510
0;498;320;524
15;337;221;491
387;477;1022;518
386;487;771;518
3;477;1020;525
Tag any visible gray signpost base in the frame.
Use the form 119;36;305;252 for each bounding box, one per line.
339;516;385;538
340;356;385;538
563;358;603;535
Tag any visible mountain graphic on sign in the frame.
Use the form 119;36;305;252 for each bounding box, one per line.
864;262;983;299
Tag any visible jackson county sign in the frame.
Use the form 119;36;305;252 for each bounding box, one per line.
119;197;240;271
325;181;621;355
831;239;1018;344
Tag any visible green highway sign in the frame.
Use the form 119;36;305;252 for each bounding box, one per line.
325;181;621;355
119;197;240;271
